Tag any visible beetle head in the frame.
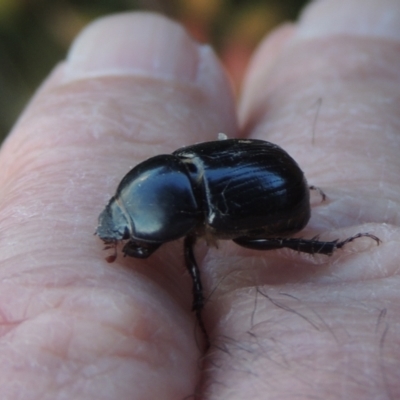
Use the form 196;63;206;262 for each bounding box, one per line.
96;197;130;243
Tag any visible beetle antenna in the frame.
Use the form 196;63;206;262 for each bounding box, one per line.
104;242;117;263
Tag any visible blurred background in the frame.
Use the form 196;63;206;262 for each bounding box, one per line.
0;0;310;143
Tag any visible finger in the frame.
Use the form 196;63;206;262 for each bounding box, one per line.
237;0;400;253
240;0;400;204
0;13;236;399
205;1;400;398
223;0;400;290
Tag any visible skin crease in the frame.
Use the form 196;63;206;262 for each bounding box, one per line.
0;1;400;399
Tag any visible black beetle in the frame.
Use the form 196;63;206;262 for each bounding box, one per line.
96;136;379;346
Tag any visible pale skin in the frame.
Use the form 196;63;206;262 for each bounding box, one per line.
0;0;399;399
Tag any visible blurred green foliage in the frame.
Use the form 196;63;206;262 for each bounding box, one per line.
0;0;308;142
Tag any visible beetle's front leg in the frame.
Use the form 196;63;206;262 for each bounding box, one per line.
233;233;380;256
123;240;161;258
183;235;209;347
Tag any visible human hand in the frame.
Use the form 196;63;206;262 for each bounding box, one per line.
0;0;399;398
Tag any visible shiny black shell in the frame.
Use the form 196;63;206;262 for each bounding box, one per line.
96;138;310;254
174;138;310;238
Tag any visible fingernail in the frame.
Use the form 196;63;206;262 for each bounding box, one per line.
296;0;400;41
63;12;202;82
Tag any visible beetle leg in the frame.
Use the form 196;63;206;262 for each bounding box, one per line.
184;235;210;347
233;233;380;256
122;240;161;258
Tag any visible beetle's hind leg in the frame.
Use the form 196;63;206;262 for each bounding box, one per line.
184;235;210;348
233;233;380;256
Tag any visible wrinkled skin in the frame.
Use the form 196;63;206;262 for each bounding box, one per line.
0;1;400;399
